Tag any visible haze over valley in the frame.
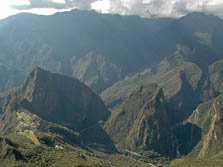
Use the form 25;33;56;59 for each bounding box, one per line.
1;5;223;167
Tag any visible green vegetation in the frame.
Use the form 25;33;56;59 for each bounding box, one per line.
19;131;41;146
0;133;156;167
0;68;110;135
1;11;223;167
0;9;175;93
104;84;174;157
0;68;161;166
17;112;36;128
170;158;223;167
0;133;109;167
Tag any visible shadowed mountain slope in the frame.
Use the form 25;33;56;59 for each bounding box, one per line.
101;43;223;124
0;10;175;93
104;84;175;158
1;11;223;95
186;95;223;158
0;67;110;131
0;67;113;151
0;68;163;167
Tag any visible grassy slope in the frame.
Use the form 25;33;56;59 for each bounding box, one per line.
0;133;156;167
170;158;223;167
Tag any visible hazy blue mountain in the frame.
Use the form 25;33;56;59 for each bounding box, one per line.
0;64;25;92
152;12;223;67
1;10;223;166
101;45;223;125
0;9;175;93
101;12;223;124
1;11;223;94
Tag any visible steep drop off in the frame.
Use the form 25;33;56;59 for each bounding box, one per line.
0;67;110;131
104;84;174;157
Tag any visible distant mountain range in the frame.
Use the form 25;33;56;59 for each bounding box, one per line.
1;11;223;94
1;10;223;166
0;9;174;93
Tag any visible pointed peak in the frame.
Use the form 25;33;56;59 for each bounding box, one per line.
30;67;48;75
28;67;60;81
22;67;57;93
24;67;48;84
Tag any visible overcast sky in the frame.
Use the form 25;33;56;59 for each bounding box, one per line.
0;0;223;19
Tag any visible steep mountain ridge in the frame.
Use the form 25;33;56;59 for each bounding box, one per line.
101;42;223;124
1;10;223;166
1;11;223;95
0;68;167;166
71;52;123;93
104;84;175;158
169;94;223;166
0;9;175;93
186;95;223;158
0;68;110;145
153;12;223;67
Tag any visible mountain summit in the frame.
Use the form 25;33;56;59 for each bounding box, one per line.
0;67;110;132
104;84;174;157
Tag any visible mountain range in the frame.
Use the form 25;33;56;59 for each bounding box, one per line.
1;9;223;166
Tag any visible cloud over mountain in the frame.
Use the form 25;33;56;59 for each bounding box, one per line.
11;0;97;10
10;0;223;18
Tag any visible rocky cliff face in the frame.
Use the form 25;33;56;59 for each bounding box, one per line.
0;67;110;132
71;52;123;93
101;54;203;124
187;95;223;158
0;10;175;94
104;84;174;157
101;45;223;125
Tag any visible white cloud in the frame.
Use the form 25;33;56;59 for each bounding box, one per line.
0;0;30;6
0;5;18;19
0;0;69;19
10;0;30;6
24;8;71;15
0;0;223;19
11;0;98;10
99;0;223;18
91;0;110;13
52;0;66;4
0;1;30;19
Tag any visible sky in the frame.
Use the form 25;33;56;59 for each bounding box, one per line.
0;0;223;19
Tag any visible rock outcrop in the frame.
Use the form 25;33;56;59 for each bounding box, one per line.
0;67;110;133
104;84;174;157
187;95;223;158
